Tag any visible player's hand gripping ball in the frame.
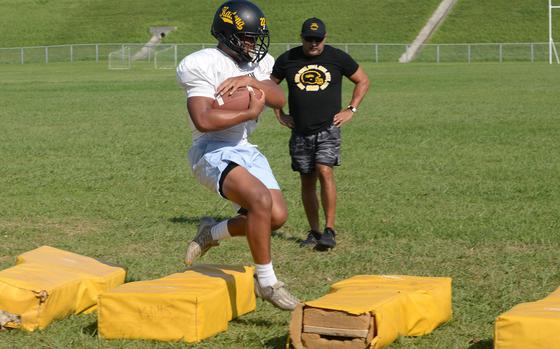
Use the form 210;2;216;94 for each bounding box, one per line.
213;86;263;110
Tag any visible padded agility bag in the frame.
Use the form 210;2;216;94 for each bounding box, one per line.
495;286;560;349
98;264;255;343
290;275;452;349
0;246;126;331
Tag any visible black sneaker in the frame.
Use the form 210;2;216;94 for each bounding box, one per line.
299;230;322;248
317;227;336;250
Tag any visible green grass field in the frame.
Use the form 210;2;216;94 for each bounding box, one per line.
432;0;559;43
2;0;558;48
1;61;560;349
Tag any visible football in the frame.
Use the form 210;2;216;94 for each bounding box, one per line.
212;86;263;110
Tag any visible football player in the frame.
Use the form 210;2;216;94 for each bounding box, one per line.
176;0;299;311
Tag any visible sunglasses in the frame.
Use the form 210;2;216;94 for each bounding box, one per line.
303;36;324;43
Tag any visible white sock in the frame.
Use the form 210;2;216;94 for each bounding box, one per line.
210;220;231;241
255;262;278;288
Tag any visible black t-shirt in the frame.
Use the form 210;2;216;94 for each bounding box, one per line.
272;45;359;135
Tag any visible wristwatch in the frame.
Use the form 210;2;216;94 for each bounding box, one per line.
346;105;357;113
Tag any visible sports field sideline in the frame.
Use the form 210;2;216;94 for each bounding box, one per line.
1;62;559;348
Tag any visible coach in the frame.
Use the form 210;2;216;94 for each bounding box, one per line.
271;17;370;250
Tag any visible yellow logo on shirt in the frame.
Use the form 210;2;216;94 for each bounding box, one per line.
220;6;245;30
294;65;331;91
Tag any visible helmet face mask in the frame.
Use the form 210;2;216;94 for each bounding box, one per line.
229;31;270;63
211;1;270;63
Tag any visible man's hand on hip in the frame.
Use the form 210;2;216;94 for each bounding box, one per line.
333;109;354;127
276;110;294;128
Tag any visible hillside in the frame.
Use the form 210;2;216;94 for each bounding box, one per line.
0;0;441;47
432;0;558;43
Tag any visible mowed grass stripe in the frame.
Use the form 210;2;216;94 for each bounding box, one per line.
432;0;560;43
0;0;442;47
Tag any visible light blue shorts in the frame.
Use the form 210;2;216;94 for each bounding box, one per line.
188;141;280;199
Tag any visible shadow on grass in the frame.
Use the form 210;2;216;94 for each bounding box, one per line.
232;317;276;327
81;321;98;337
169;216;230;224
271;230;302;243
272;230;334;253
467;339;493;349
265;334;289;349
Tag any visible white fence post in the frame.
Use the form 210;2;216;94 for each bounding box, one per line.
70;44;73;63
96;44;99;63
436;45;440;63
375;44;378;63
45;46;48;64
20;47;24;64
531;43;534;63
468;44;471;63
499;44;503;63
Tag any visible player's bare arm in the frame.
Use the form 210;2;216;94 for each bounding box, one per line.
187;92;266;132
217;75;285;109
333;66;370;127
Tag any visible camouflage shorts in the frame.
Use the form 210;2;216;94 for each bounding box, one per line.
289;125;341;174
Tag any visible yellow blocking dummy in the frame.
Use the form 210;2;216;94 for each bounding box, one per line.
290;275;452;349
495;286;560;349
98;265;255;343
0;246;126;331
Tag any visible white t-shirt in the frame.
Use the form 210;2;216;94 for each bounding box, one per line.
176;48;274;146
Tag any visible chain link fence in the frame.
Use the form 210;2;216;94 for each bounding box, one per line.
0;42;557;65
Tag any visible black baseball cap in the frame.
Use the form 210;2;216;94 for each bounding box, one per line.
301;17;326;39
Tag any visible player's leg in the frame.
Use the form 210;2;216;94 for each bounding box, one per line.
224;149;288;237
226;189;288;236
270;189;288;230
186;145;286;263
186;143;288;260
222;166;299;310
184;143;227;266
221;165;273;264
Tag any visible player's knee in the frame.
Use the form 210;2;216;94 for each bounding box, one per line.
271;208;288;230
246;187;273;212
